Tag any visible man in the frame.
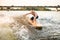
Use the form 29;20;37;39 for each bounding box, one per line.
24;10;38;25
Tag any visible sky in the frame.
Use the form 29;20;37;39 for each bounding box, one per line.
0;0;60;6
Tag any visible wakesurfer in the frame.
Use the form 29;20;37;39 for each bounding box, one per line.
24;9;39;24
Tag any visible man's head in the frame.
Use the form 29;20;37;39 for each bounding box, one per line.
30;10;35;13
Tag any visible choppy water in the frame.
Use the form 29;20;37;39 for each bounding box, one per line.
0;11;60;40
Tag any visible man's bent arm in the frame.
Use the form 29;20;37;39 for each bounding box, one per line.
24;13;31;16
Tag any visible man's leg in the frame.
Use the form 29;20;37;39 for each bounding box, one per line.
33;16;39;26
33;19;36;25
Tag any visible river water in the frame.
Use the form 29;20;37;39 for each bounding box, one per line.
0;11;60;40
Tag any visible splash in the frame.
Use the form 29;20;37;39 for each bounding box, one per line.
14;15;30;26
13;15;39;40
